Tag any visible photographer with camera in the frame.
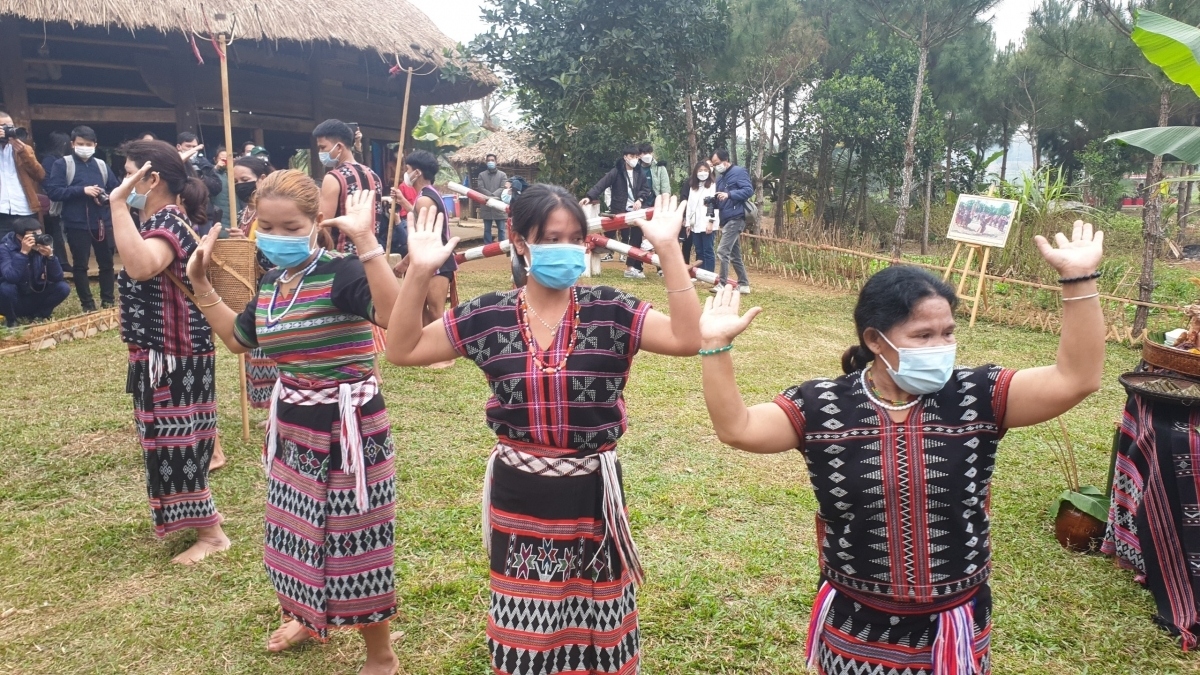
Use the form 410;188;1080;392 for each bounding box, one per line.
0;111;46;241
44;125;120;311
684;161;717;274
0;220;70;327
710;148;752;294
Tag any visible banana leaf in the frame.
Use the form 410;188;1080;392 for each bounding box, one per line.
1107;126;1200;164
1051;485;1109;524
1132;10;1200;96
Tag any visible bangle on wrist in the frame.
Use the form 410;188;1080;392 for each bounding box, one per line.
197;296;224;309
358;247;386;264
666;285;694;294
698;344;734;357
1062;292;1100;302
193;287;216;301
1058;271;1101;285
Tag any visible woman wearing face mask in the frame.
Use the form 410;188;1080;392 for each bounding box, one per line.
109;140;230;564
684;161;717;274
228;155;277;410
387;187;701;674
186;170;400;673
698;223;1106;675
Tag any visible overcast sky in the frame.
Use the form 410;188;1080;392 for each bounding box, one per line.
413;0;1043;50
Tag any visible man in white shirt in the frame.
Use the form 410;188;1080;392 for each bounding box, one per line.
0;112;45;240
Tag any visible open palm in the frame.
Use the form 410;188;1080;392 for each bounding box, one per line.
700;285;762;345
406;205;458;271
320;189;376;242
635;193;686;249
1034;220;1103;278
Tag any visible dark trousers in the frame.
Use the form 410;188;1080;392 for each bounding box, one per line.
692;231;716;272
66;226;115;309
618;226;644;270
42;214;70;266
680;225;694;263
483;218;507;244
0;213;40;240
0;280;71;324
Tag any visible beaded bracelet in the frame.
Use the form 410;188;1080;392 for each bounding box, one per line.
193;287;217;301
359;247;386;264
698;344;734;357
1058;271;1101;284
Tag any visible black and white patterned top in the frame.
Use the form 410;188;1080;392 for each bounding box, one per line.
774;364;1015;610
444;285;650;454
118;205;214;355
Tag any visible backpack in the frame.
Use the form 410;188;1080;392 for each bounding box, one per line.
743;199;759;230
51;155;109;217
509;175;529;195
330;163;388;241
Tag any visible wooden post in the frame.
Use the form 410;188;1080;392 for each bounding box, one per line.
944;243;992;329
385;67;415;260
0;23;32;133
942;242;962;282
218;33;250;441
955;245;977;297
969;246;991;328
252;128;264;148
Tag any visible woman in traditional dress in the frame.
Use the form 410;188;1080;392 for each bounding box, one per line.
186;170;400;674
229;155;278;410
110;140;231;564
387;187;701;674
698;222;1106;674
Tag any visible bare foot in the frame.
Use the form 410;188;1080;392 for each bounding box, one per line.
210;438;227;472
359;653;399;675
426;360;455;370
266;619;312;653
171;526;230;565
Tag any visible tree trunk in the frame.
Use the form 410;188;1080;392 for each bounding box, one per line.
730;108;738;165
1183;164;1194;245
744;107;752;176
814;130;833;226
891;30;930;259
753;104;770;235
1030;121;1040;173
838;145;857;227
944;109;954;195
999;116;1010;183
856;159;869;232
1178;163;1187;231
775;90;791;235
922;162;934;255
684;93;699;171
1133;87;1172;336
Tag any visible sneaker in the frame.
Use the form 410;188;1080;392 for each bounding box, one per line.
738;285;751;295
624;268;646;279
619;255;627;263
709;285;722;294
656;269;664;277
601;254;615;262
101;301;115;309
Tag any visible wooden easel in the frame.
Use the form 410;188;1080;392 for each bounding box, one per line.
942;242;992;328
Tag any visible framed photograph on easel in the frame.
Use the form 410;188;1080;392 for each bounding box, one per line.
946;194;1019;248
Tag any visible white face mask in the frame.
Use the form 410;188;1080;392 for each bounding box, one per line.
403;170;415;187
696;171;710;181
74;146;95;160
641;153;653;164
714;163;727;174
625;157;639;169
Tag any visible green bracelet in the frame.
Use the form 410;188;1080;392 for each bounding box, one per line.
698;344;734;357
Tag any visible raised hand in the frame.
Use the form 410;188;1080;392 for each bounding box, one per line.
1034;220;1103;279
700;285;762;347
111;161;153;207
180;144;203;163
405;205;459;273
635;193;687;249
186;225;223;290
319;189;377;250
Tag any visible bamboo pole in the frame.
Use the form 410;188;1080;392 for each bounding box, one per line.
384;67;415;259
219;33;251;442
969;246;991;328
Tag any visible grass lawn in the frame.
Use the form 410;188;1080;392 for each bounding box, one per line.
0;265;1191;674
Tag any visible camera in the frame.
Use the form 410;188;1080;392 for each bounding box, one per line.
96;191;110;204
34;233;53;248
0;124;26;144
702;195;719;218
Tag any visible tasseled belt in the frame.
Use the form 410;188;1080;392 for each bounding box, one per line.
482;441;644;586
265;376;379;513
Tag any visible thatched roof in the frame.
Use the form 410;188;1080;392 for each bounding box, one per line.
2;1;498;85
449;129;544;167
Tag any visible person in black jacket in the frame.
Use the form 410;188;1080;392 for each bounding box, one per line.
0;220;70;327
176;132;224;232
580;145;653;278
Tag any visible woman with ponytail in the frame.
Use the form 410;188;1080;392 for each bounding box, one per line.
697;223;1107;675
187;170;400;674
110;139;230;564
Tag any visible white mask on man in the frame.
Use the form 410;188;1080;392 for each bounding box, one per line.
641;153;653;164
625;157;639;169
75;146;95;160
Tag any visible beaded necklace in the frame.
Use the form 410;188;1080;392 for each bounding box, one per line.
517;287;580;374
266;250;323;327
861;365;921;411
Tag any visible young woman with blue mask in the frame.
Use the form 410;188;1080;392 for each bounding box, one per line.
186;170;401;674
698;223;1106;675
386;185;701;675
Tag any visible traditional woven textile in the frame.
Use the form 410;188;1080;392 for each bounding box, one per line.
246;348;278;409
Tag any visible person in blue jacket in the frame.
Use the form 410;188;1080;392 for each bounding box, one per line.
0;219;70;327
42;125;120;311
710;148;753;294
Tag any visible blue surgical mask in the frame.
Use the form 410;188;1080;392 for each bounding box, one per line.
878;333;957;395
319;144;341;169
256;226;317;269
126;187;148;210
487;161;497;170
526;243;586;290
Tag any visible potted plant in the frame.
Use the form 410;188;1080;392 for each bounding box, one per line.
1044;417;1109;553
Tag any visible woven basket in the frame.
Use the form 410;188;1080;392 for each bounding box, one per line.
1142;339;1200;378
208;239;260;310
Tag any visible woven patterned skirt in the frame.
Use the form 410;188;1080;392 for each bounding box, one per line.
486;454;640;675
813;582;992;675
126;348;220;538
246;348;278;410
264;392;396;638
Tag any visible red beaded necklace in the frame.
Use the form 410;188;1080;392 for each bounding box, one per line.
517;287;580;374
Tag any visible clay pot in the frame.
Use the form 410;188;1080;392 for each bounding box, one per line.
1054;503;1106;553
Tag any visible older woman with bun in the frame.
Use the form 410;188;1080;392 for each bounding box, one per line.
698;223;1105;675
110;140;230;564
